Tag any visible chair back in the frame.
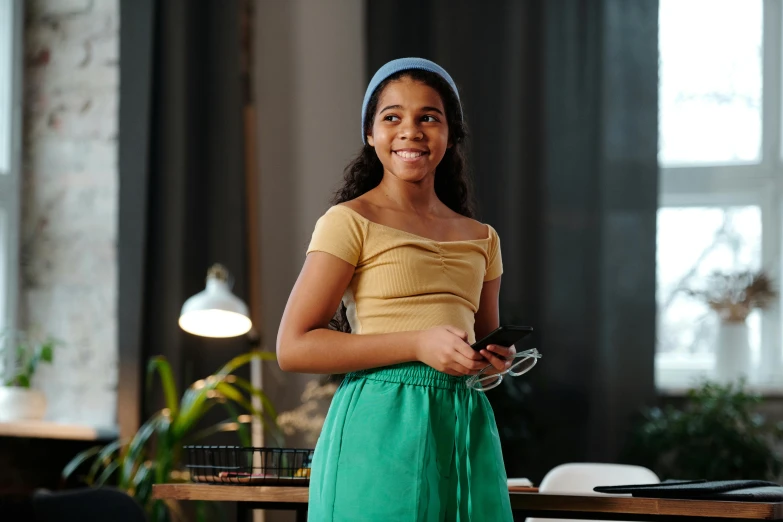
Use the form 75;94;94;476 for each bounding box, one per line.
527;462;659;522
32;488;148;522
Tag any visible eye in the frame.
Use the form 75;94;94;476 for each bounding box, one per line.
383;114;400;122
421;115;440;123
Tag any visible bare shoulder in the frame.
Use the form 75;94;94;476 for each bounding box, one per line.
450;211;491;240
337;194;381;221
337;198;366;213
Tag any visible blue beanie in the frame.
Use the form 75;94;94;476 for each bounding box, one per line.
361;57;463;144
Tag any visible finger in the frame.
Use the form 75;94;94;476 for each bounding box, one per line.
481;349;513;372
451;364;483;376
444;325;469;342
487;344;515;360
455;343;485;361
454;351;491;372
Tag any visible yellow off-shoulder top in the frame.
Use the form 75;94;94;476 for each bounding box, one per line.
306;205;503;344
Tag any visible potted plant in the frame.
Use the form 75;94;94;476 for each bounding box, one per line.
63;350;279;521
623;379;783;481
686;270;777;383
0;331;58;422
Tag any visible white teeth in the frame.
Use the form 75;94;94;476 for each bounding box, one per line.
395;151;425;159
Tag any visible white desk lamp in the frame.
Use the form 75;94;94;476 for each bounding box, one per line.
178;263;264;453
179;264;253;338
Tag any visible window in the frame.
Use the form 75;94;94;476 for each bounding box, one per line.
0;0;22;376
656;0;783;390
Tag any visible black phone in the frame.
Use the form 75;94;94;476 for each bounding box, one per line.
471;325;533;352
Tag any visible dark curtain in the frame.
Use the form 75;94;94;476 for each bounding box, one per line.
368;0;659;482
119;0;250;435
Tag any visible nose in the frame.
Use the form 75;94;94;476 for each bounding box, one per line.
399;120;423;140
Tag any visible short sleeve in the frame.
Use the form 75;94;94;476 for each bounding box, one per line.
484;224;503;281
306;206;366;266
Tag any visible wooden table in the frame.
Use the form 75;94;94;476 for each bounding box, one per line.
153;484;309;521
508;492;783;521
152;483;783;522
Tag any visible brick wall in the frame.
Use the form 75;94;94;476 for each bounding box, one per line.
19;0;119;428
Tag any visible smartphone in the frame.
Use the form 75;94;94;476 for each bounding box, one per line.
471;325;533;352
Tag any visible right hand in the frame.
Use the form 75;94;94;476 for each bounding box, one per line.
415;326;488;376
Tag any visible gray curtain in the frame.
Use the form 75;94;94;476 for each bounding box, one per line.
368;0;659;481
119;0;250;434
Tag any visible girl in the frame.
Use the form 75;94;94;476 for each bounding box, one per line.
277;58;515;521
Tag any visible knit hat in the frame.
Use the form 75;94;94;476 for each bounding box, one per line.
361;57;463;144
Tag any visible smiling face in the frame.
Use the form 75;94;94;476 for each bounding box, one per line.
367;76;450;184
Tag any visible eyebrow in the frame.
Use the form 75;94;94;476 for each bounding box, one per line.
379;104;445;116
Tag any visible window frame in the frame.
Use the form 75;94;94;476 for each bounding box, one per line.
656;0;783;391
0;0;23;377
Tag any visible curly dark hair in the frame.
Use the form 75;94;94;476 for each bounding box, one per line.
329;68;477;334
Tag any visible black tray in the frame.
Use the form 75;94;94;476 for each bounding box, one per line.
185;445;314;486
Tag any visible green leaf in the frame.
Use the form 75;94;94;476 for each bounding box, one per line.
62;445;104;482
130;461;155;508
40;342;54;363
232;376;278;420
196;501;208;522
173;351;275;438
131;461;153;490
214;350;276;379
161;499;186;522
221;401;251;448
119;414;164;488
194;498;228;522
177;387;206;426
15;343;26;362
230;377;285;445
214;382;262;418
172;389;218;441
87;439;123;484
147;356;179;418
152;415;174;486
95;460;120;486
183;419;246;446
14;374;30;388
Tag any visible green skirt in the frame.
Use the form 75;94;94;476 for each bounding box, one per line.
308;362;513;521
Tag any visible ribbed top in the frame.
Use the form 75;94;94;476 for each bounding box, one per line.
306;205;503;344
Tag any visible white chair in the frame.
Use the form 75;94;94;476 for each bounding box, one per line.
527;462;659;522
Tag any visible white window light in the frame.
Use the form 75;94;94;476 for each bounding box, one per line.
0;0;23;378
656;0;783;391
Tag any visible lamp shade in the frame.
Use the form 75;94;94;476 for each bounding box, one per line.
178;264;252;338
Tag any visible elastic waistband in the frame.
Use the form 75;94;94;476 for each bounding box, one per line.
345;362;469;391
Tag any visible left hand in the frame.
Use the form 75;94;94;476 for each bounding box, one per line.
478;344;516;375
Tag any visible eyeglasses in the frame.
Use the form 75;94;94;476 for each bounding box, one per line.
465;348;542;392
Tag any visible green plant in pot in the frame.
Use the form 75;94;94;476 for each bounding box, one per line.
624;380;783;481
0;330;58;422
64;350;279;521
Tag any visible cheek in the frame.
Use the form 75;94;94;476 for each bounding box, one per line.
434;129;450;148
369;130;388;150
434;135;450;154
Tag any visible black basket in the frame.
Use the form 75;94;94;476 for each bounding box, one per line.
185;446;314;486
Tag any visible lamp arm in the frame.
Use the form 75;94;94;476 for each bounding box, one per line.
246;328;261;349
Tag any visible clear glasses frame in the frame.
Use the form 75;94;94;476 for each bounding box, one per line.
465;348;542;392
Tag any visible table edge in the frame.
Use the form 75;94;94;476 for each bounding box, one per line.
151;484;783;519
510;492;783;519
152;483;309;503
